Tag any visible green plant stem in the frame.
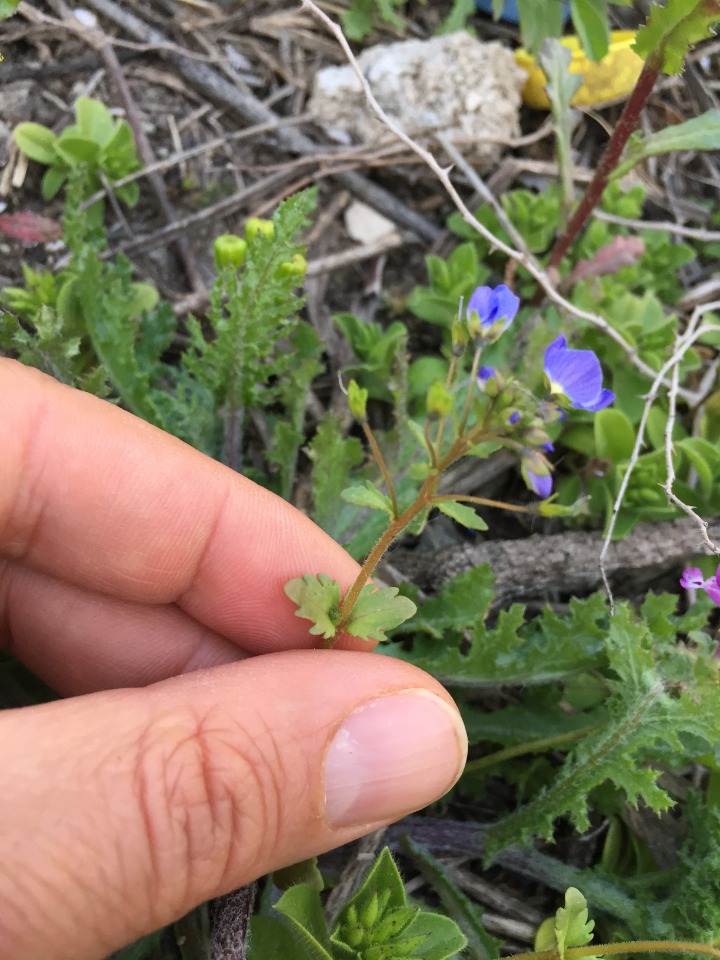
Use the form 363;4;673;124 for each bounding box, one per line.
513;942;720;960
431;493;532;515
362;420;399;518
337;423;492;630
547;62;660;271
463;721;606;776
425;418;440;470
432;353;461;459
457;346;484;439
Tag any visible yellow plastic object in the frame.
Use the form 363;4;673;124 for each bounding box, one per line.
515;31;644;110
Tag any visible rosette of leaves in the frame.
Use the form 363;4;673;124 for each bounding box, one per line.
14;96;142;213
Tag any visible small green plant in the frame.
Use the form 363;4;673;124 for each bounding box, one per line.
13;96;142;217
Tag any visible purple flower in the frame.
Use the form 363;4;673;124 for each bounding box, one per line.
521;451;553;499
543;336;615;412
508;411;521;425
478;366;496;381
680;565;720;604
467;284;519;339
526;466;553;499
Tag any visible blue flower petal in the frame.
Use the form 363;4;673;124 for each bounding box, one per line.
478;365;496;381
583;388;615;412
466;286;494;325
543;335;613;411
527;467;553;499
492;284;520;327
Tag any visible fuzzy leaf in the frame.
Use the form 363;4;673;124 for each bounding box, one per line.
344;584;417;642
284;573;342;640
274;885;333;960
594;408;635;462
341;481;395;516
436;499;489;532
633;0;720;74
0;0;21;19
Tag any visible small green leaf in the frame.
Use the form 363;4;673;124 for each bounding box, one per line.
341;481;395;516
594;408;635;462
41;166;68;200
554;888;596;959
75;96;115;146
273;857;324;892
13;123;58;164
284;573;342;640
613;109;720;179
436;499;489;532
344;584;417;642
54;136;100;165
571;0;610;60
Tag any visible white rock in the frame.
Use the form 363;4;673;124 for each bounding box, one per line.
344;201;399;244
309;32;525;171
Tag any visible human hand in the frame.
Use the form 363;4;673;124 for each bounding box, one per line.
0;359;467;960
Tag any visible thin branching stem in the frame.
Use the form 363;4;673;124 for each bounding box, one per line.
362;420;399;518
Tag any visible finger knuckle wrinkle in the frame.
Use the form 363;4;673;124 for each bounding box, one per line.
132;706;279;903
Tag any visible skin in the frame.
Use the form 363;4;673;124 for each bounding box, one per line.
0;359;466;960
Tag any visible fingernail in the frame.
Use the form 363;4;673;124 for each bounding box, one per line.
323;690;468;827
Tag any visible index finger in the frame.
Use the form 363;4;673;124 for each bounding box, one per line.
1;360;362;652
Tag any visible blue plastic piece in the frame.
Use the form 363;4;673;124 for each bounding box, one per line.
475;0;570;25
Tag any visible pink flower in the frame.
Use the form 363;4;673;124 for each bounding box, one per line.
680;565;720;605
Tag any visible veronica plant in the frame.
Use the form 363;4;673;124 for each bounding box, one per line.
285;285;615;646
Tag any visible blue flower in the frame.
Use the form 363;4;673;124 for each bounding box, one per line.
478;366;496;381
521;451;553;499
543;336;615;412
466;284;519;340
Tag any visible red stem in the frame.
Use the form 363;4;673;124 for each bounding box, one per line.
547;62;660;271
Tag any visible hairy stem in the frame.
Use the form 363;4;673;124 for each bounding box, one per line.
512;942;720;960
362;420;399;518
547;62;659;271
463;720;606;775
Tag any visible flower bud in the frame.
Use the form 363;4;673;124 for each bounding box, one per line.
276;253;307;278
451;320;468;355
348;379;368;420
213;233;247;269
245;216;275;241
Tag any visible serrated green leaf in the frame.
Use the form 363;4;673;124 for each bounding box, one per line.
633;0;720;74
341;480;395;516
435;499;489;532
13;123;58;164
555;888;595;958
284;573;342;640
594;407;635;462
344;584;417;642
307;414;363;539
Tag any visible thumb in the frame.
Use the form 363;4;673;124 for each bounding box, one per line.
0;650;467;960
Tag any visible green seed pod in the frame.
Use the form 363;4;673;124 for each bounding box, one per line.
213;233;247;269
370;909;414;944
359;893;381;930
245;216;275;241
345;905;359;927
347;379;369;421
387;934;425;956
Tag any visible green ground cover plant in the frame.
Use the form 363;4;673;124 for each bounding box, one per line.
3;0;720;958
